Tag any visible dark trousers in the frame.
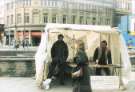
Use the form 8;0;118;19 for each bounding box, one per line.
96;67;111;75
47;59;65;83
73;84;92;92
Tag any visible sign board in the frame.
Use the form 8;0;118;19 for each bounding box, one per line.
91;76;119;90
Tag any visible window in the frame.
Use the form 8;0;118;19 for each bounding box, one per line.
107;8;110;16
79;16;83;24
11;15;14;24
48;1;51;7
86;17;90;25
25;0;28;6
52;1;56;7
7;3;9;10
24;0;31;6
106;19;110;25
63;15;67;24
69;3;73;9
41;0;43;6
17;0;23;5
63;2;68;9
54;2;57;7
32;13;40;24
43;13;48;23
52;15;56;23
98;17;102;25
24;13;30;23
128;2;131;10
46;1;49;6
7;16;9;25
11;2;14;9
17;14;21;24
73;3;77;9
92;17;96;25
41;0;47;6
71;15;76;24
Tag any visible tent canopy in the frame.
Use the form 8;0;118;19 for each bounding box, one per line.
43;23;120;63
45;23;118;33
35;23;131;87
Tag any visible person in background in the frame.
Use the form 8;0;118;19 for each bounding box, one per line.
93;40;112;75
22;39;25;48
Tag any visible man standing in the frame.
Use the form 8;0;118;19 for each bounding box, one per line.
93;40;112;75
47;34;68;85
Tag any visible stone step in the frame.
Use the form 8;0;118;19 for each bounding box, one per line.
0;50;36;56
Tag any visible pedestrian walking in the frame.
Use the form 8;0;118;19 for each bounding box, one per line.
72;41;92;92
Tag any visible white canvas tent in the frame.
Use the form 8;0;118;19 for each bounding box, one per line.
35;23;132;88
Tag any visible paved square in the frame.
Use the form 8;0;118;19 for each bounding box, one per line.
0;77;135;92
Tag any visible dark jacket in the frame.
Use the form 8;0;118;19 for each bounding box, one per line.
93;47;112;65
51;40;68;63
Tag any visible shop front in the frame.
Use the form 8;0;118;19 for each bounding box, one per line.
16;31;41;46
5;31;14;45
31;31;41;46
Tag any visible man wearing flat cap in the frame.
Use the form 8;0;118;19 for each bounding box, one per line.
47;34;69;85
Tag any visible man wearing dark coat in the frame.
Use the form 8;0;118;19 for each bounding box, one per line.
47;34;68;85
93;40;112;75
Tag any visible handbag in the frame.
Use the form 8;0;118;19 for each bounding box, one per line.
72;68;83;78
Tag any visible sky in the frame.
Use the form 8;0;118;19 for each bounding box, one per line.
0;0;4;6
0;0;4;17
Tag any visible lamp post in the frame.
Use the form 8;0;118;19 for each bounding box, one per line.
23;0;25;46
14;0;17;47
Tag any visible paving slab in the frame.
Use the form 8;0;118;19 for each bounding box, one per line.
0;77;135;92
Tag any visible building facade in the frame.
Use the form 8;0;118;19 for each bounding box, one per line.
4;0;130;46
131;0;135;33
113;0;132;27
0;4;4;24
0;24;4;44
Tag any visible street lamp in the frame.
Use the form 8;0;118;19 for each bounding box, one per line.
14;0;17;46
23;0;25;45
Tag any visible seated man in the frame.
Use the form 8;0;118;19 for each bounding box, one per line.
93;40;112;75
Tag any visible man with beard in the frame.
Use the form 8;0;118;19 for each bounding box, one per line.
93;40;112;75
